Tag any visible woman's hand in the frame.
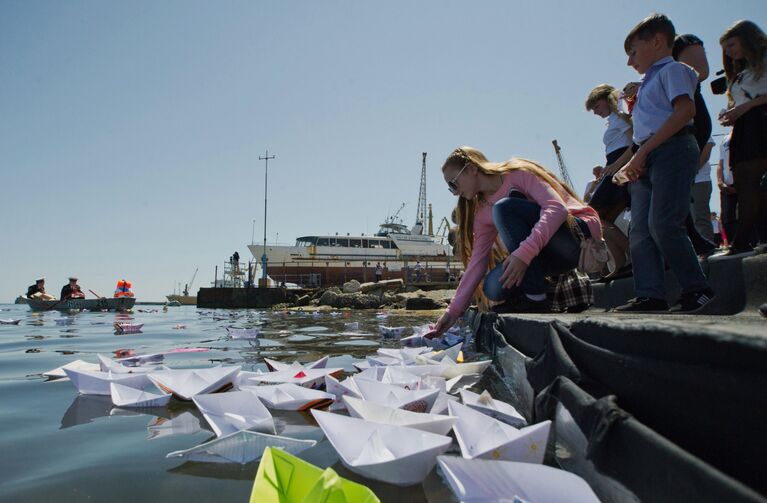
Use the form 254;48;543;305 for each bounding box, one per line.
423;311;455;339
500;254;529;289
603;161;621;177
719;103;751;126
613;152;646;185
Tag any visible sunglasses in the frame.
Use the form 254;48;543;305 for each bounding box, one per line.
447;163;468;194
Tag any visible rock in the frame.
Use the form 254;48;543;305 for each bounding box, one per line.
319;289;380;309
405;296;445;310
319;289;340;307
295;295;311;307
342;280;361;293
360;279;404;293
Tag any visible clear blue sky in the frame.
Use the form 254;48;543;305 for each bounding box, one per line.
1;1;763;302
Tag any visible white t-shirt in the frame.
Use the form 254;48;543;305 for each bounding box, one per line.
720;134;733;186
730;55;767;107
603;112;632;155
694;137;716;184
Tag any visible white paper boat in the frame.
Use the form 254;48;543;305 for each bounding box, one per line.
64;368;152;395
97;354;161;374
243;383;335;411
166;430;317;464
263;355;329;372
242;367;343;389
110;382;171;408
148;366;240;401
353;377;439;413
114;322;143;333
344;321;360;331
43;359;100;380
0;318;21;325
55;317;75;325
400;334;424;347
147;411;207;439
402;360;492;379
357;366;422;390
365;355;402;367
324;374;362;411
430;391;459;415
445;374;482;394
343;396;456;436
312;409;452;486
352;360;372;372
226;327;260;339
460;389;527;427
192;390;275;437
376;347;431;362
448;401;550;464
378;325;406;338
115;347;209;366
437;456;601;503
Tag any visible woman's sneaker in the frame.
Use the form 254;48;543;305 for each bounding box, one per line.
613;297;669;313
669;288;715;313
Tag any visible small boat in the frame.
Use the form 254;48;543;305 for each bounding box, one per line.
226;327;260;339
166;300;182;307
165;294;196;306
147;366;240;401
167;430;316;465
63;368;152;396
250;447;380;503
0;318;21;325
114;322;143;334
343;396;457;436
437;456;601;503
311;409;452;487
110;382;171;408
448;401;550;464
243;383;335;411
192;390;275;437
27;297;136;312
459;389;527;428
352;377;439;413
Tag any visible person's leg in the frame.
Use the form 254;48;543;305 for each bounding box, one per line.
722;191;738;246
647;136;708;295
627;175;666;300
691;181;715;242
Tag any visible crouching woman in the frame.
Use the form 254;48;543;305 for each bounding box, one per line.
428;147;602;337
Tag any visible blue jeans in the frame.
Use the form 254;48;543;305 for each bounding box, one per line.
483;197;582;301
628;134;707;298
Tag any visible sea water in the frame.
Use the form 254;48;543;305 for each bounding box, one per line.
0;304;460;503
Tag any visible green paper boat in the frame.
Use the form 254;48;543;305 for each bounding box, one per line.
250;447;380;503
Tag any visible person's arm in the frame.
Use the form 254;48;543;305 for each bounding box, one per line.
716;159;725;189
720;94;767;126
698;142;714;169
603;145;634;177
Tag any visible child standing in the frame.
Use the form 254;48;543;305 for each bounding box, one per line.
613;13;714;312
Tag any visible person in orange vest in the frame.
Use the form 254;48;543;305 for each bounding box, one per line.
114;280;135;298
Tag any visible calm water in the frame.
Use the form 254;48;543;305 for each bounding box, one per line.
0;304;460;503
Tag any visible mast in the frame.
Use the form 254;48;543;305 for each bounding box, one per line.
414;152;427;235
551;139;574;190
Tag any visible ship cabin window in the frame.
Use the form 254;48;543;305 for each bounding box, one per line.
296;237;316;247
316;237;331;246
335;238;349;247
349;239;361;248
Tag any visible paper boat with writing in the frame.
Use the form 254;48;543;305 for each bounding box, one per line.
226;327;260;339
110;382;171;408
263;355;329;372
250;447;380;503
437;456;601;503
460;389;527;427
167;430;316;465
378;325;406;338
0;318;21;325
448;401;550;464
64;367;152;395
147;411;208;439
148;366;240;400
114;322;143;333
312;409;452;486
43;359;100;380
343;396;456;436
243;383;334;411
400;360;492;380
192;390;275;437
242;367;343;389
352;377;439;413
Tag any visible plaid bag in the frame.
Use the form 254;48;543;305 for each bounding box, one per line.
547;270;594;313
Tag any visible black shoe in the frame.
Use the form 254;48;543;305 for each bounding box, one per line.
670;288;715;313
613;297;669;313
492;295;550;314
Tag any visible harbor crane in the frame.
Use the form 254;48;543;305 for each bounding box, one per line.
551;139;575;190
182;268;198;297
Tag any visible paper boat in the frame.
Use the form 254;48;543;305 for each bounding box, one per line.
448;401;550;464
376;346;431;362
343;396;456;436
378;325;406;338
401;360;492;379
110;382;171;408
344;321;360;331
325;374;362;410
226;327;260;339
365;355;402;367
192;390;275;437
64;368;152;395
167;430;316;465
358;366;422;390
460;389;527;427
430;391;460;415
250;447;380;503
115;347;209;366
43;359;100;380
147;411;208;439
97;354;161;374
264;355;329;372
148;366;240;401
445;374;482;395
242;367;343;389
352;360;372;372
55;317;75;325
437;456;601;503
400;334;424;347
312;409;452;486
0;318;21;325
352;377;439;413
114;322;143;333
243;383;334;411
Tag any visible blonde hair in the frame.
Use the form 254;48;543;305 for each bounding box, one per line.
443;146;581;309
720;20;767;97
585;84;632;126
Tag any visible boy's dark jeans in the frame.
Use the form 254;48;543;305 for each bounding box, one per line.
628;134;708;299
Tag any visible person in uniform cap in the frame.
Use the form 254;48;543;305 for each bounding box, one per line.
60;277;81;300
27;278;55;300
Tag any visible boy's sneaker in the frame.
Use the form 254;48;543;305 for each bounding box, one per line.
613;297;669;313
670;288;715;313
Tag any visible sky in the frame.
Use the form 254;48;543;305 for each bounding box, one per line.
1;1;763;302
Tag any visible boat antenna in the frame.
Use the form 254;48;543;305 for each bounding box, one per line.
414;152;427;235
